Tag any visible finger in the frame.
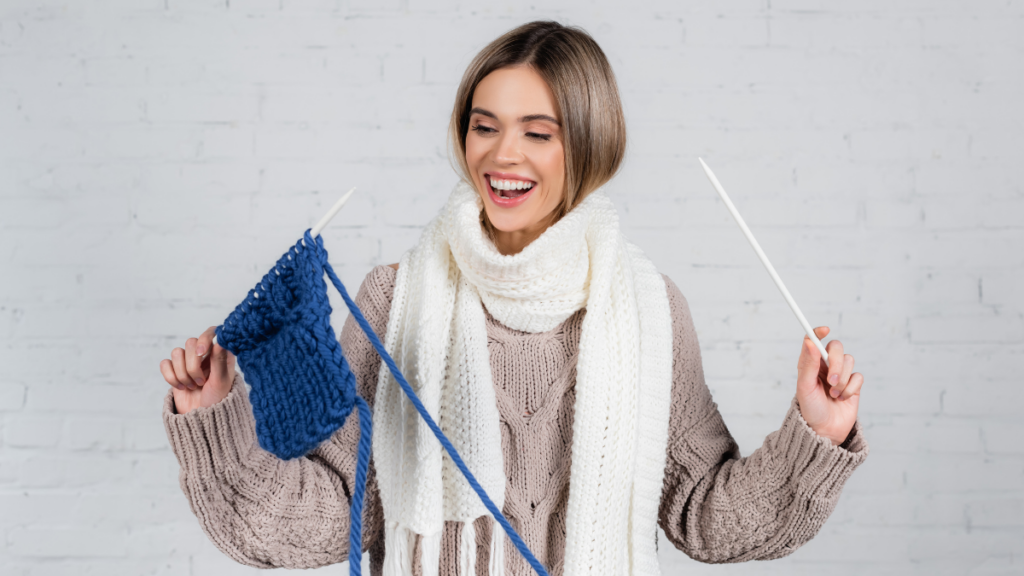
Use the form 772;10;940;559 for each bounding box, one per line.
839;353;854;391
196;326;217;359
827;353;855;398
160;359;185;390
841;372;864;400
184;338;207;387
813;326;830;340
825;339;845;397
171;348;195;390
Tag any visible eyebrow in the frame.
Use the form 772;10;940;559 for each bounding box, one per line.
469;107;560;126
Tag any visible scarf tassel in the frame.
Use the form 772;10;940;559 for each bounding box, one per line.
489;521;505;576
381;520;507;576
461;520;477;576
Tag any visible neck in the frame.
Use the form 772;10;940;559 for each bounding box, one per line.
490;212;558;255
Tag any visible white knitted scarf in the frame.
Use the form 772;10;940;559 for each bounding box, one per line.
373;181;673;576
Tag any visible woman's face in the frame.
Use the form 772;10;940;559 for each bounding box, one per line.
465;65;565;254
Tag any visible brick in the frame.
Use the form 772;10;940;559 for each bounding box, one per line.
7;527;129;558
981;420;1024;454
0;492;81;527
145;89;260;123
26;384;166;415
942;382;1024;417
64;418;123;451
910;312;1024;344
124;417;170;452
4;414;62;448
865;416;985;454
768;14;924;49
0;382;26;411
904;454;1024;492
839;492;970;527
18;457;64;488
967;498;1024;528
685;15;769;47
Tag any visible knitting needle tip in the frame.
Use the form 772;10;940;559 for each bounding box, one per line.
311;187;357;238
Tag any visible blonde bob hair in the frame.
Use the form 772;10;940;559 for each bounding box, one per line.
449;21;627;222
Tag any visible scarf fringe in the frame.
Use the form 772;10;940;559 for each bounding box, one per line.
421;531;441;576
489;521;505;576
382;520;504;576
382;522;410;576
382;522;443;576
460;520;477;576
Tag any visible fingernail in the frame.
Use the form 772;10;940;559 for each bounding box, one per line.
196;345;206;356
194;377;204;387
830;387;840;398
828;374;838;385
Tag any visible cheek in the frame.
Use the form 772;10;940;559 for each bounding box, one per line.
538;143;566;203
465;134;487;171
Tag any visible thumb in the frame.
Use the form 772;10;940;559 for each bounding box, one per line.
209;343;235;384
797;327;828;396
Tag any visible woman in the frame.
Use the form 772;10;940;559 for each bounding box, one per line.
160;21;867;576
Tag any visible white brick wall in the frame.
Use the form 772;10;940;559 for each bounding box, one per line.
2;1;1022;574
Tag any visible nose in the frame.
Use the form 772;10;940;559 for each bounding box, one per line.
494;131;523;165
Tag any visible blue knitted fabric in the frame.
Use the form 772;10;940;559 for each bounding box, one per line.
216;231;358;461
215;230;549;576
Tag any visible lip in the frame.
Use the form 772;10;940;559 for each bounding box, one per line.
483;171;538;208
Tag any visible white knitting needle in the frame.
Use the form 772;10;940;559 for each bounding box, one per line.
210;187;357;350
698;158;830;367
311;187;357;238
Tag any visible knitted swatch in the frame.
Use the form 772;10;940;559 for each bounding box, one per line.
215;231;360;460
215;230;548;576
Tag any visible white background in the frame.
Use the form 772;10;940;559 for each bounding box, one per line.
1;1;1022;574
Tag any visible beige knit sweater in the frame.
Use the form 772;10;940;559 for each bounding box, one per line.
162;265;868;575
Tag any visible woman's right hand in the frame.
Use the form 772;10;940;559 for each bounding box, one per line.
159;326;236;414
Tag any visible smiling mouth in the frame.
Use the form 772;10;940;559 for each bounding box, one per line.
487;175;536;199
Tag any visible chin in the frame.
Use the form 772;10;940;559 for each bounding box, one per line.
483;209;533;234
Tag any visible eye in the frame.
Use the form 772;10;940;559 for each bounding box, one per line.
526;132;552;142
471;125;496;135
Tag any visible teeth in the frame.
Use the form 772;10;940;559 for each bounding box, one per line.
489;177;535;192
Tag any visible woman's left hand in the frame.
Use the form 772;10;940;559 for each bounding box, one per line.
795;326;863;446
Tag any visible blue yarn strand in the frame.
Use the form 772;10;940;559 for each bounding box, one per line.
323;259;551;576
347;396;372;575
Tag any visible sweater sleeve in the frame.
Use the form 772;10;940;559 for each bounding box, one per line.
161;265;397;569
657;275;869;563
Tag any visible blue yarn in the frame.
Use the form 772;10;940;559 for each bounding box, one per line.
216;230;549;576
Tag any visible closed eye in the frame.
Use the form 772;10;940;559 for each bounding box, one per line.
471;125;496;135
526;132;552;141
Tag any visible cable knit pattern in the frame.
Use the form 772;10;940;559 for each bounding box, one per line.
162;265;869;575
488;306;581;576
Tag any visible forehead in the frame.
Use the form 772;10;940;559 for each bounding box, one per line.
471;66;558;120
